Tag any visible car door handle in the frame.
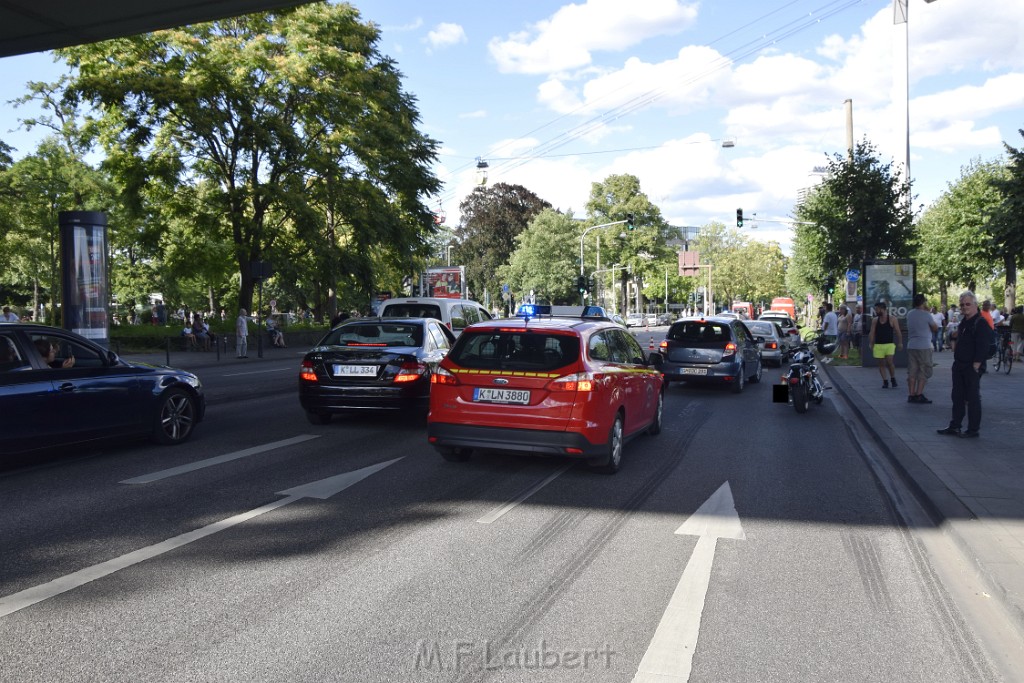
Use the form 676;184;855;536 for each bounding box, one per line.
57;382;76;392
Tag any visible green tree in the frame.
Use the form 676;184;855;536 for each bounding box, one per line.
455;182;551;304
988;130;1024;309
585;174;678;313
915;159;1005;301
500;209;580;304
60;3;440;313
795;139;915;280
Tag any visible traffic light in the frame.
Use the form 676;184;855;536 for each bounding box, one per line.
577;275;586;293
736;208;744;228
826;276;835;295
625;212;635;231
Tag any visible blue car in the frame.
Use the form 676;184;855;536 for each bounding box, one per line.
0;323;205;456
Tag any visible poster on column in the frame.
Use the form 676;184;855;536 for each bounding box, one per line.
863;260;914;318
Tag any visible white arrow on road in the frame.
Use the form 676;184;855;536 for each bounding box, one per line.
0;458;403;619
632;482;745;683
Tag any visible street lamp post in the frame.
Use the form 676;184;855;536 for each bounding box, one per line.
579;219;628;304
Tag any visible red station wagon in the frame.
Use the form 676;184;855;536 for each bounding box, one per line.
427;305;665;473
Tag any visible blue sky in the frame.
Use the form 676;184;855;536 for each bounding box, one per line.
2;0;1022;254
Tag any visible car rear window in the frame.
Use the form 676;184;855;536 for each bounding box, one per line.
321;323;423;347
746;322;776;336
380;303;443;320
448;331;580;371
667;322;730;343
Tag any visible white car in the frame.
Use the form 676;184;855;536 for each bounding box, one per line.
377;297;491;336
625;313;644;328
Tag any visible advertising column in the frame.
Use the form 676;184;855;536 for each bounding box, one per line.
59;211;110;348
861;259;915;368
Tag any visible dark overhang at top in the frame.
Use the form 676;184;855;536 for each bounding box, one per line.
0;0;317;58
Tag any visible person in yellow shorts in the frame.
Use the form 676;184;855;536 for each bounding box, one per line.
868;301;902;388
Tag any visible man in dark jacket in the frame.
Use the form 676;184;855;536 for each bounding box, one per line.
938;291;992;438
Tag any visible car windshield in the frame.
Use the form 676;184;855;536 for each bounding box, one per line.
448;331;580;371
322;323;423;347
667;322;730;343
381;303;443;319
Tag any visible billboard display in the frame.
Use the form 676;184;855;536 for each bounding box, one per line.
423;266;465;299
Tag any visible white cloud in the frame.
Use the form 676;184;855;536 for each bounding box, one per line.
488;0;698;75
425;23;467;51
458;110;488;119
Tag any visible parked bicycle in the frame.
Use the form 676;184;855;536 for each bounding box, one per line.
993;326;1013;374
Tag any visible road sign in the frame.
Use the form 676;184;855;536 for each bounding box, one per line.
845;269;860;282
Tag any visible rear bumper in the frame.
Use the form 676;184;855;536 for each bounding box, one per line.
299;382;429;412
661;360;741;381
427;422;605;457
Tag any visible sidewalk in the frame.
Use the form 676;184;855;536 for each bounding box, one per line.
824;350;1024;629
120;338;300;370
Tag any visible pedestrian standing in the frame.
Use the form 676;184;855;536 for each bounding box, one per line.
906;294;938;403
852;304;863;351
821;303;838;363
980;300;995;329
937;291;992;438
930;306;945;352
836;305;851;359
236;308;250;358
1010;305;1024;360
1;306;19;322
868;301;902;388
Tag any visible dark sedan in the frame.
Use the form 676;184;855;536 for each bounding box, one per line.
0;323;205;456
659;316;764;393
298;317;456;424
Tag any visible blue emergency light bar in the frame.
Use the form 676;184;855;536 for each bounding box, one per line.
516;304;551;318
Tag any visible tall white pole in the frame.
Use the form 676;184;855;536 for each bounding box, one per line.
893;0;910;184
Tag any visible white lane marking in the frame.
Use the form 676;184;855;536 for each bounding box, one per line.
0;458;403;618
632;482;745;683
120;435;321;484
476;463;573;524
222;366;296;377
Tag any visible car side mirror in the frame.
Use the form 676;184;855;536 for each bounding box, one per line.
648;352;663;369
107;350;119;365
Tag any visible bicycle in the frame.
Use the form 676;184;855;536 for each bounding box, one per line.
994;327;1013;374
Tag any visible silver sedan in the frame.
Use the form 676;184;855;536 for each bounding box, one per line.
744;320;790;366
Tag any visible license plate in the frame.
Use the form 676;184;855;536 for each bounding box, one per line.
333;364;378;377
473;388;531;404
681;367;708;375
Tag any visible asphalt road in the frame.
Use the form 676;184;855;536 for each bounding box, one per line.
0;351;1007;682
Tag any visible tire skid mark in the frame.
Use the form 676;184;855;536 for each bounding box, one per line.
841;531;894;614
453;402;709;683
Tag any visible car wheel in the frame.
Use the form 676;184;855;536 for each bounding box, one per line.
731;365;745;393
305;410;332;425
647;392;663;435
153;388;196;445
436;446;472;462
750;358;762;383
590;413;624;474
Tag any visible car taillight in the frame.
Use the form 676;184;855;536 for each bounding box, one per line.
431;366;459;385
767;341;778;349
394;361;427;383
300;360;317;382
548;372;595;392
722;341;737;359
659;340;669;351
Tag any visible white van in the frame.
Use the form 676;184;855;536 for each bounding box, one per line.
377;297;492;336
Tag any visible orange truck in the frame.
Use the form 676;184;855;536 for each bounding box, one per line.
730;301;754;319
769;297;796;319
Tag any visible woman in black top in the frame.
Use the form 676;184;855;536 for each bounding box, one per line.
868;301;902;388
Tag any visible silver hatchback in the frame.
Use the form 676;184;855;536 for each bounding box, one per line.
744;320;790;366
659;316;764;393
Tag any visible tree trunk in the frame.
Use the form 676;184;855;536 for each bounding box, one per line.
1004;254;1017;311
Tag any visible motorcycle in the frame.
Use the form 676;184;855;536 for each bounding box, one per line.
781;335;835;413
